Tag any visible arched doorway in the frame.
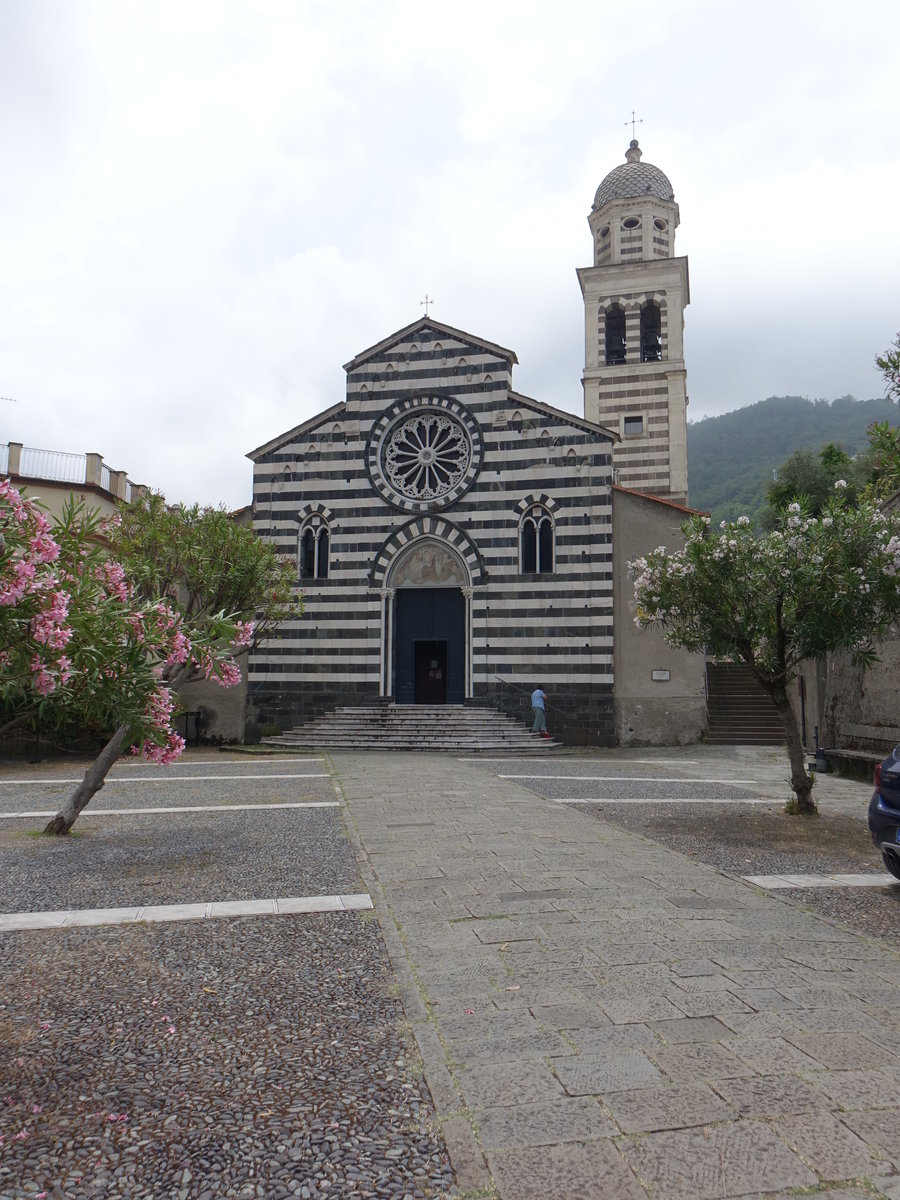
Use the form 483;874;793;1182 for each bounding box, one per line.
386;539;470;704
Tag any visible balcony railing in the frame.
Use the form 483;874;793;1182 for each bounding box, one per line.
20;447;87;484
1;441;145;503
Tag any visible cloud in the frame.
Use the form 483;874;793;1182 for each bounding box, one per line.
2;0;899;506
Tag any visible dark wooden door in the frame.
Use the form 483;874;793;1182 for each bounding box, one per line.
395;588;464;704
414;640;447;703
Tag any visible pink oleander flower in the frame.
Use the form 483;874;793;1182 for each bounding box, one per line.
47;626;72;650
95;560;131;603
47;591;69;621
164;630;191;667
204;657;241;688
30;658;56;696
29;532;60;564
233;620;255;649
125;612;146;643
139;732;185;765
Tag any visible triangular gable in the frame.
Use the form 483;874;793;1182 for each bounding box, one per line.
246;401;346;462
343;316;518;372
508;390;620;444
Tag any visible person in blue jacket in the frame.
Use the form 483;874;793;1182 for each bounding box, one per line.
531;685;550;736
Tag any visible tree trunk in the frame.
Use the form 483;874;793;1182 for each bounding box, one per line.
43;725;129;835
765;682;817;815
0;709;39;738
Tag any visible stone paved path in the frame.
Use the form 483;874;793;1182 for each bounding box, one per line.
335;750;900;1200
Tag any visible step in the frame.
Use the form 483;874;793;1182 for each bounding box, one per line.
261;703;563;753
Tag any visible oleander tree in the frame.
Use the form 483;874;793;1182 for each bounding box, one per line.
876;330;900;405
631;484;900;814
110;492;298;645
0;483;299;834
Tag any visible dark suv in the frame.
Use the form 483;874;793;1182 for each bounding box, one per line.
868;745;900;881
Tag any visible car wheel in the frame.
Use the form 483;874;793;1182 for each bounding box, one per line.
881;849;900;881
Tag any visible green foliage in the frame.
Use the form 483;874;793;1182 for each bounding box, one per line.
876;331;900;404
687;395;899;527
631;492;900;814
764;443;864;524
632;494;900;684
862;421;900;501
112;493;301;641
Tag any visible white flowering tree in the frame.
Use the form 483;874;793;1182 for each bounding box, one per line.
632;483;900;814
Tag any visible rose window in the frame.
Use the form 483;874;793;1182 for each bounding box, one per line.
383;412;471;501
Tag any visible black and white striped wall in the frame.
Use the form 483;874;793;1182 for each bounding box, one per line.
247;317;619;744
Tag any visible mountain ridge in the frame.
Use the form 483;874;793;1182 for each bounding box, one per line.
686;394;898;525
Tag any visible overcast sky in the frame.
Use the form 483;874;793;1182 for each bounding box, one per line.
2;0;899;509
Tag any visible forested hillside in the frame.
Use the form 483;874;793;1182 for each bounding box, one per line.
687;395;898;526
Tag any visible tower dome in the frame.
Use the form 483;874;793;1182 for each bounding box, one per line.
592;140;674;211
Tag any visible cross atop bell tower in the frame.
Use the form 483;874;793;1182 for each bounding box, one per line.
577;141;690;503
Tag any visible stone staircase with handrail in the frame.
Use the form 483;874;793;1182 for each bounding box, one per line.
705;663;784;746
262;704;563;753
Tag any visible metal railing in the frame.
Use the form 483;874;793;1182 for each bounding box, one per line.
19;447;87;484
493;675;580;740
2;442;143;502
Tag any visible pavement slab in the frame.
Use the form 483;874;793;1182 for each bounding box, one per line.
489;1139;648;1200
621;1119;818;1199
601;1080;733;1133
773;1109;882;1178
476;1096;616;1148
712;1072;830;1116
328;748;900;1199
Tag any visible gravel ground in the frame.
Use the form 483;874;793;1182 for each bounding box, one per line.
0;916;455;1200
0;755;456;1200
0;757;331;816
0;808;356;913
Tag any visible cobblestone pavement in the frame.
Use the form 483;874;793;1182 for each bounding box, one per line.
498;746;900;949
334;748;900;1200
0;753;456;1200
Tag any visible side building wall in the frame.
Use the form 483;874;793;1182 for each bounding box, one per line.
612;486;707;744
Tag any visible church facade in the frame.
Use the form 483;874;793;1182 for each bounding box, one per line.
246;143;707;745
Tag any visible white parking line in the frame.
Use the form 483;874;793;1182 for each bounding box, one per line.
553;797;772;805
113;757;325;767
0;773;329;785
501;774;759;785
461;757;701;765
0;801;339;819
0;892;373;931
744;873;897;889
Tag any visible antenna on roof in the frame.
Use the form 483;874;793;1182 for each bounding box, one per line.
625;110;643;140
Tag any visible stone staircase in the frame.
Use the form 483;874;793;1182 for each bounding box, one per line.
705;662;784;745
262;704;563;753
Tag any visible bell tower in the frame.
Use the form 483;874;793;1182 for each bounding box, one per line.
577;140;690;503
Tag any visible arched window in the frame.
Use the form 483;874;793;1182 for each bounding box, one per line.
640;301;662;362
299;516;329;580
521;507;554;574
605;304;626;365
